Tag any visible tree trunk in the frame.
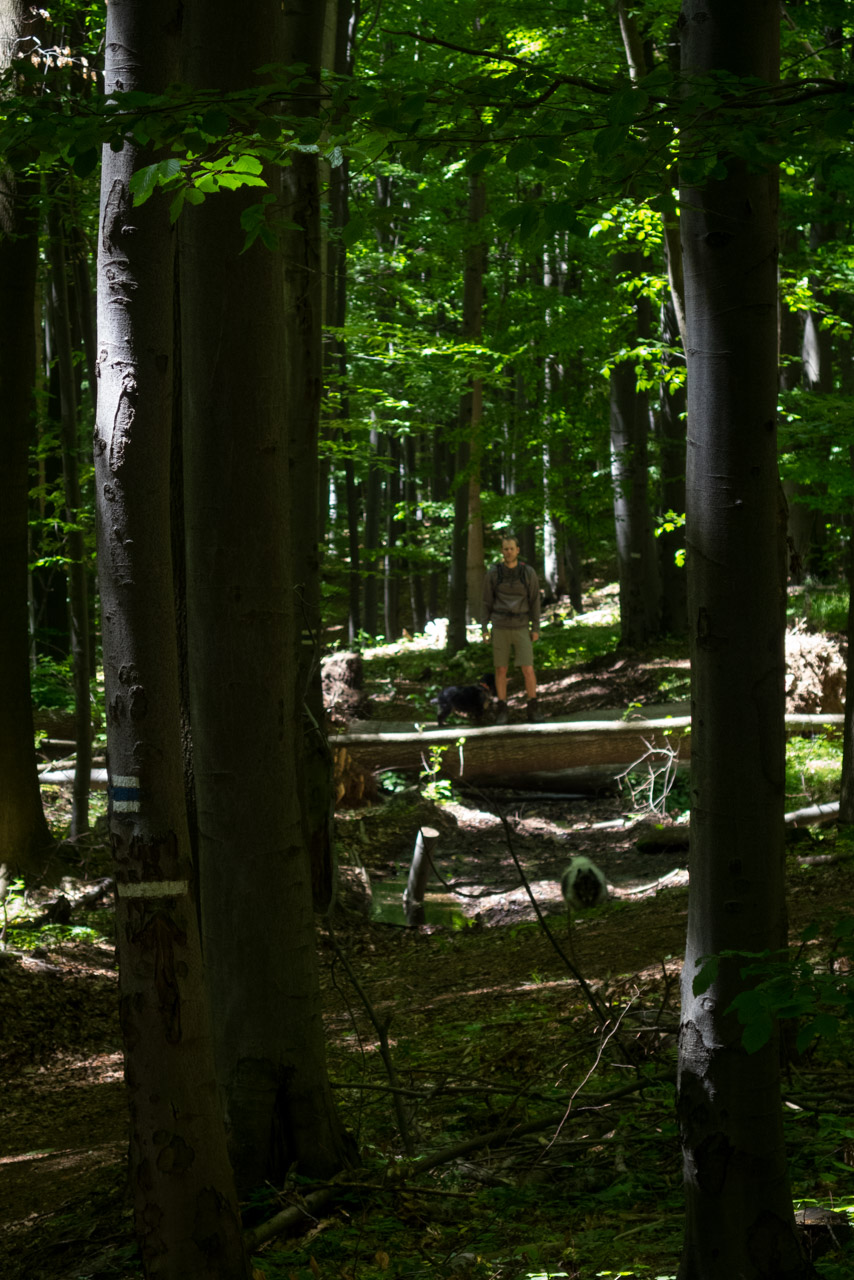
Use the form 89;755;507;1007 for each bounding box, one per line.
384;433;401;639
280;8;337;913
403;433;427;632
657;288;688;636
322;0;360;642
446;434;471;652
0;1;54;874
464;173;486;620
610;250;660;647
363;422;382;637
181;0;353;1193
47;201;92;838
95;3;249;1275
677;4;810;1276
838;444;854;824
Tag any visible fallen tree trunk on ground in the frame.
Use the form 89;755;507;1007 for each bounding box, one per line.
337;716;692;784
335;713;842;788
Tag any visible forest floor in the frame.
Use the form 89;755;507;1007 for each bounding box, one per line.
3;591;854;1280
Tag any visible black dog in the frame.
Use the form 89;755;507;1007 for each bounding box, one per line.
434;673;497;726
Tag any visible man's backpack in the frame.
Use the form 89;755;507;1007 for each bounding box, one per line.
495;559;530;587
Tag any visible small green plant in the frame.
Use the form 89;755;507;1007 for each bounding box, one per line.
30;655;76;712
1;875;27;937
377;769;410;794
786;732;843;808
787;587;849;634
420;741;456;804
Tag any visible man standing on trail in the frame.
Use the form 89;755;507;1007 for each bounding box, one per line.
482;533;541;724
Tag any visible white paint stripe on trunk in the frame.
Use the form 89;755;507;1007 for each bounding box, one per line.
116;881;188;898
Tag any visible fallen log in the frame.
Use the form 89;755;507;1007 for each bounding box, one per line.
336;712;843;789
337;716;692;785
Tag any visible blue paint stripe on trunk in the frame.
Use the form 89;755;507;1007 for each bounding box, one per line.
111;786;141;802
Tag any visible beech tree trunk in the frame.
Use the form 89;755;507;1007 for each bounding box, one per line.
281;3;337;912
677;4;810;1276
464;173;487;621
658;288;688;637
0;1;54;873
47;202;92;838
322;0;360;642
95;3;248;1275
610;250;660;646
363;422;382;637
181;0;352;1193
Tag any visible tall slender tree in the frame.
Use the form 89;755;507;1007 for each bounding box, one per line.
94;1;249;1274
181;0;353;1192
609;249;660;646
47;198;92;838
0;0;54;874
677;3;811;1276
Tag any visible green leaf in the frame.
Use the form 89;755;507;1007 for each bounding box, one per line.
505;140;537;172
235;153;264;175
169;188;187;223
341;215;367;247
608;86;648;125
129;157;182;206
797;1013;839;1053
72;148;99;179
201;108;231;139
543;201;581;234
594;125;628;160
518;202;541;242
497;206;525;232
466;148;492;174
215;171;267;191
298;118;322;145
742;1012;773;1054
692;956;718;996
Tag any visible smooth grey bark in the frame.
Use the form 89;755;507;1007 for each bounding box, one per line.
614;0;686;636
0;1;54;874
464;172;486;622
321;0;360;642
403;433;427;633
446;432;471;652
542;440;559;602
47;202;92;837
677;4;811;1277
94;2;248;1275
280;4;337;912
840;502;854;823
790;212;835;577
609;250;660;646
181;0;352;1192
384;433;401;640
363;421;382;636
448;172;486;651
657;288;688;636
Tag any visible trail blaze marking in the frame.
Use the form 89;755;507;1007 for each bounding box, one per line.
116;881;189;899
110;774;141;812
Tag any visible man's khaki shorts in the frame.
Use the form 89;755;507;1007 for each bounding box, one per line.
492;627;534;668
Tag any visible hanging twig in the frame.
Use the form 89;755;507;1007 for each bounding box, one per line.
325;920;415;1155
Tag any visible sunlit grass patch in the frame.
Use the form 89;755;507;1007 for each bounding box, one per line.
786;732;843;809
